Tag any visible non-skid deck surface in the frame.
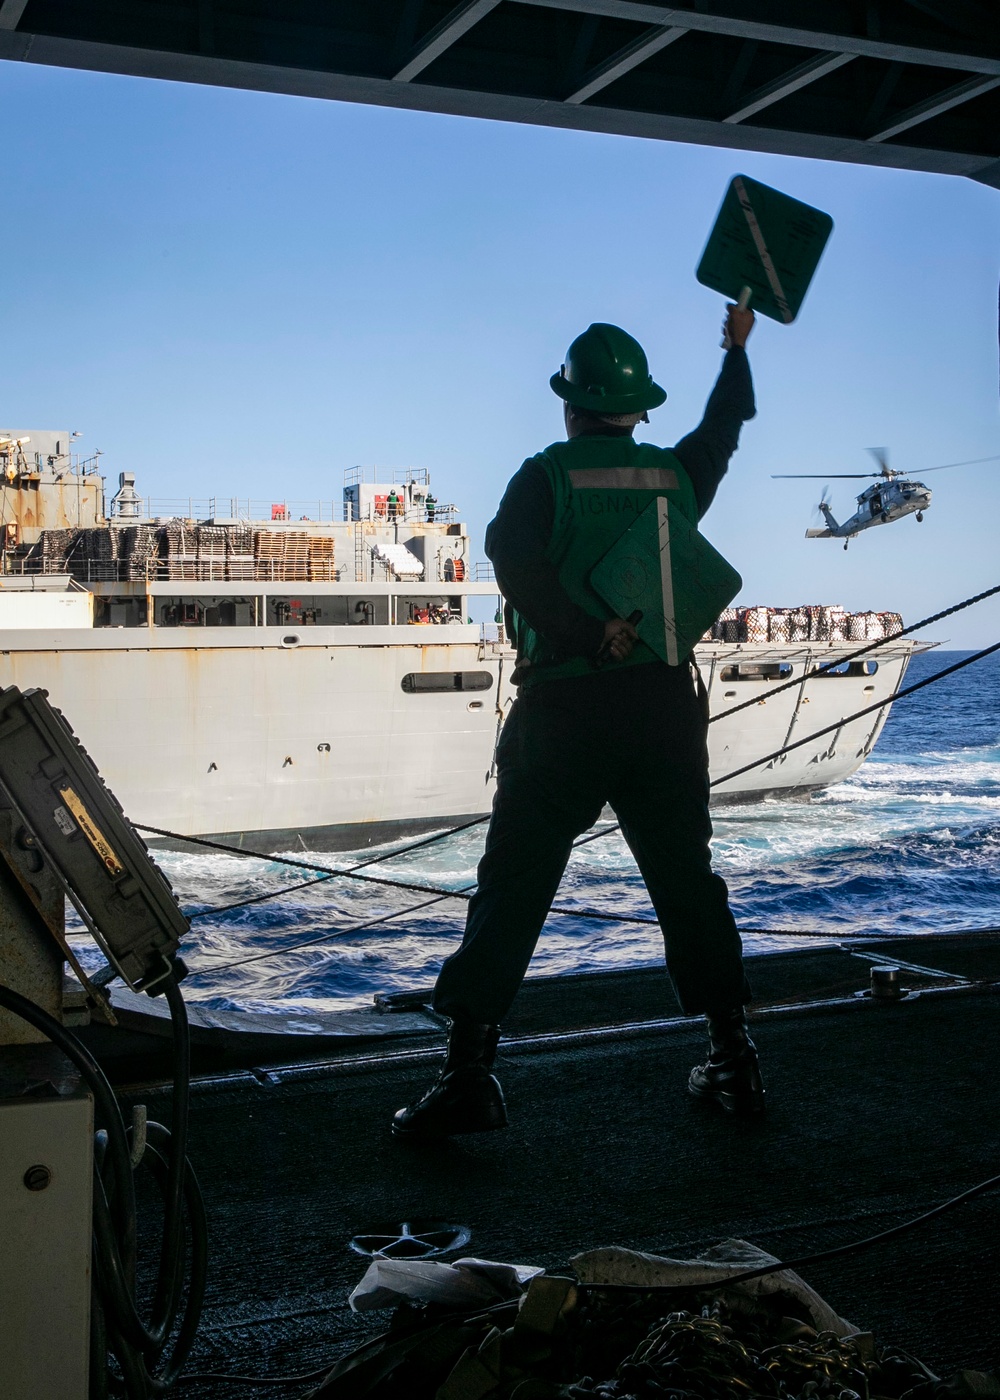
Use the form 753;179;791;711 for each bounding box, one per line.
123;986;1000;1397
850;933;1000;984
499;949;888;1034
379;936;978;1039
85;939;996;1083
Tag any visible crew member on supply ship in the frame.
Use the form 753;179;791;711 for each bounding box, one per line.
393;308;760;1137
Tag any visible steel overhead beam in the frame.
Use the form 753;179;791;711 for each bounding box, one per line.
394;0;501;82
566;24;686;104
869;74;1000;142
724;51;855;125
974;158;1000;188
0;0;28;30
0;27;996;189
511;0;1000;77
863;60;905;135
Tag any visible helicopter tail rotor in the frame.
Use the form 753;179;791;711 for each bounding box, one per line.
819;488;839;531
805;487;838;538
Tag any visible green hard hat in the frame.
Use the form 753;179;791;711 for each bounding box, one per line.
550;323;667;414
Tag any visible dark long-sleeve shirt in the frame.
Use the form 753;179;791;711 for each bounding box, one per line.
486;346;756;661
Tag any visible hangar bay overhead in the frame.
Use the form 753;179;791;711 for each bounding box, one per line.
0;1;998;187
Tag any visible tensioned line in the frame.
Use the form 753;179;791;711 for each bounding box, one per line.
165;636;999;978
139;579;1000;917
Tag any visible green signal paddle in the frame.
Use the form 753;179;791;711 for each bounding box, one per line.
590;498;742;667
697;174;833;324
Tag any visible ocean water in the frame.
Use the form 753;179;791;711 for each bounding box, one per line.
71;650;1000;1014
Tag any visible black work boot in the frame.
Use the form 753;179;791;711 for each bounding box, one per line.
392;1019;508;1139
688;1007;765;1117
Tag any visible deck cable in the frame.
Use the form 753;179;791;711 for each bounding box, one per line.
170;1171;1000;1389
172;639;1000;977
574;1165;1000;1295
138;578;1000;912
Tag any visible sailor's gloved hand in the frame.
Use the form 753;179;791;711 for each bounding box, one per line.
596;617;639;667
722;304;755;350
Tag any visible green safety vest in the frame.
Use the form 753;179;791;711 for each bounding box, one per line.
509;436;701;686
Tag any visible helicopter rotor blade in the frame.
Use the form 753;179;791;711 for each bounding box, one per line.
916;453;1000;474
867;446;891;476
774;451;999;485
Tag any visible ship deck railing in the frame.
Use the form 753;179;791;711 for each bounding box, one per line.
104;497;460;524
3;556;485;586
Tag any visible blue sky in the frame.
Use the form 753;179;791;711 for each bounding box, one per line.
3;61;998;645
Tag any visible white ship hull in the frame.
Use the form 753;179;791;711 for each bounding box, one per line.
0;442;921;852
0;624;919;851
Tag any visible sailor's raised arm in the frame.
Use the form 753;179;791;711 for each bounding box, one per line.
723;302;755;352
673;307;757;519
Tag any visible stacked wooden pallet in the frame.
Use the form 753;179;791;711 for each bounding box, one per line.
194;525;227;582
32;520;338;584
75;527;119;580
119;525;157;581
226;524;256;581
281;532;311;582
253;530;285;581
307;536;337;581
39;528;77;573
161;522;198;580
252;530;323;580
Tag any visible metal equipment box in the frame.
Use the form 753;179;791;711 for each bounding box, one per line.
0;1089;94;1400
0;685;188;992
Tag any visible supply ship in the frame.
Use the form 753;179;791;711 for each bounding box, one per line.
0;430;922;851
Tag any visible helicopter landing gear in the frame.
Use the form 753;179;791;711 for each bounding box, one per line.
916;511;924;522
843;540;849;551
880;512;888;522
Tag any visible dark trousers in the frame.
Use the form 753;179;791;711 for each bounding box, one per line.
433;661;751;1026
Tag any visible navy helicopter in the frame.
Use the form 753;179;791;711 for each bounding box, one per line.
773;450;1000;550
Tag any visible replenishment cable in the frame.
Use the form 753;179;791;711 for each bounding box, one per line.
138;577;1000;888
141;620;1000;931
711;580;1000;724
581;639;1000;848
54;605;999;1391
180;640;1000;976
135;824;491;919
189;891;469;976
158;636;1000;924
575;1166;1000;1295
0;980;208;1396
184;906;1000;980
140;814;494;874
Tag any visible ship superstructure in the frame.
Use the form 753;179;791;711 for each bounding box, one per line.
1;429;473;600
0;433;923;850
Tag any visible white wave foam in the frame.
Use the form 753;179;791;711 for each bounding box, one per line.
127;703;1000;1011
